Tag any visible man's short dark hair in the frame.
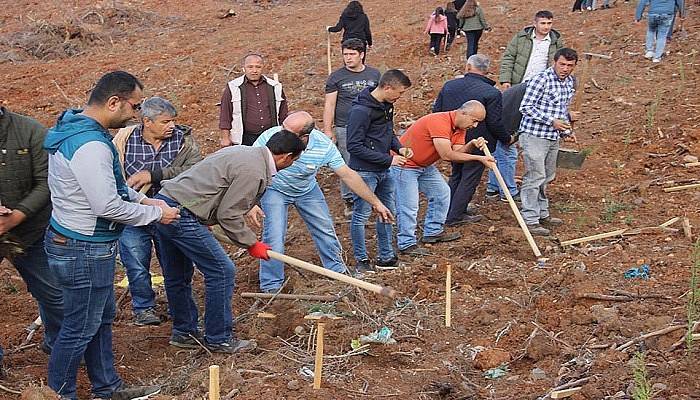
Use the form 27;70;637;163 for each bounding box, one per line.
554;48;579;62
535;10;554;20
266;129;307;157
342;38;366;54
87;71;143;106
378;69;411;89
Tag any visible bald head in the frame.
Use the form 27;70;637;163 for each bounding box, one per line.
282;111;315;136
455;100;486;130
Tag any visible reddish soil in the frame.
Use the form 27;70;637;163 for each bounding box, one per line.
2;0;700;399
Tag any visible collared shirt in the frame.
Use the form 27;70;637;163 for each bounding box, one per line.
264;146;278;177
218;77;289;134
124;125;183;195
521;31;552;83
253;126;345;197
518;67;575;141
401;111;466;168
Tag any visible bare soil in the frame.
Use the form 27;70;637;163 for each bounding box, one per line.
1;0;700;399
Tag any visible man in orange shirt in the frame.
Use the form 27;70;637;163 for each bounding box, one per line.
392;100;494;256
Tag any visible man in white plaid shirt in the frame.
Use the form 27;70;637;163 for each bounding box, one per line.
518;48;579;236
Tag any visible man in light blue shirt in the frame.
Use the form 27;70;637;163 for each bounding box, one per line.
251;111;394;290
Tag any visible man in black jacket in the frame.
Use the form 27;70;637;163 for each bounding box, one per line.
346;69;411;275
433;54;510;226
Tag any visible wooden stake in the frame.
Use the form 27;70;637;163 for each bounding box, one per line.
241;292;338;302
663;183;700;192
482;146;542;257
326;30;332;75
445;263;452;328
560;229;628;246
659;216;680;227
209;365;220;400
313;322;326;389
683;217;692;240
550;387;582;398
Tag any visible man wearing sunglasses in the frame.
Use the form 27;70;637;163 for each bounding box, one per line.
43;71;180;400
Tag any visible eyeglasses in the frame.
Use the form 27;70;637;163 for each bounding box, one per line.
121;98;142;111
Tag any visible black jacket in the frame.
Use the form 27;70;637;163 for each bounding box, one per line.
501;83;527;135
347;88;401;171
329;10;372;46
433;73;509;152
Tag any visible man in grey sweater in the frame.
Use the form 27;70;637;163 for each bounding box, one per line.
154;130;306;354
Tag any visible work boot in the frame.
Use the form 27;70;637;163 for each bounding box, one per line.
205;338;257;354
96;383;161;400
134;308;160;326
375;256;399;270
399;244;431;257
526;223;550;236
445;214;483;227
421;232;461;244
353;259;375;277
540;216;563;226
169;332;204;349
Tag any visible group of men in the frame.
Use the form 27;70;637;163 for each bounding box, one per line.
0;9;582;400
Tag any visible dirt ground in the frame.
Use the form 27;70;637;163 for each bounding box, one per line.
1;0;700;399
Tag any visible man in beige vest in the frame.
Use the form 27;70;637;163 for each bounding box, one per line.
218;53;289;146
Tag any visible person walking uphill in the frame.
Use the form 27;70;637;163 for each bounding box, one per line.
113;96;202;327
635;0;685;63
328;1;373;54
43;71;180;400
457;0;491;58
0;107;63;374
518;48;579;236
425;7;449;55
445;2;460;52
153;131;306;354
347;69;412;275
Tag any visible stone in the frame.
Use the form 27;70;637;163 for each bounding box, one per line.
287;380;301;391
652;383;668;392
530;367;547;380
683;155;698;163
473;349;511;370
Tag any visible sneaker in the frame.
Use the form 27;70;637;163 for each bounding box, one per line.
134;308;160;326
466;203;478;215
485;190;499;200
540;216;563;226
206;338;257;354
445;214;483;227
421;231;461;244
343;199;354;217
429;48;436;56
354;259;375;276
169;333;204;349
652;58;661;63
399;244;431;256
644;51;654;59
526;223;550;236
500;193;521;203
375;256;399;270
99;384;161;400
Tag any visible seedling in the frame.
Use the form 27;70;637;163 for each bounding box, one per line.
631;351;651;400
686;240;700;353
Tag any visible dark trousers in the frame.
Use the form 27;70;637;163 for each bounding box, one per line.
465;29;483;58
242;132;261;146
447;27;457;46
446;161;485;224
429;33;445;55
572;0;583;11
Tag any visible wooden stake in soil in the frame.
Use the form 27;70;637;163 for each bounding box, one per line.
482;146;542;258
209;365;220;400
313;322;325;389
445;263;452;328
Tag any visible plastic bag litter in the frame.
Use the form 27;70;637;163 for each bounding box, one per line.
358;326;396;345
624;264;650;280
482;364;509;379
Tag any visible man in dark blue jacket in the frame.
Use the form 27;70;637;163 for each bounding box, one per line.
346;69;411;275
433;54;510;226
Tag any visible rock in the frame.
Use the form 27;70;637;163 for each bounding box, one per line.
21;387;59;400
530;367;547;380
526;334;559;361
294;326;305;335
652;383;668;392
287;380;301;391
683;155;698;163
590;304;621;333
473;348;511;370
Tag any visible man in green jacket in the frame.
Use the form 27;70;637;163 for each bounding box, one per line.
113;96;202;326
498;10;565;89
0;107;63;373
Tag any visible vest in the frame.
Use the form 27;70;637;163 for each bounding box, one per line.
227;75;284;144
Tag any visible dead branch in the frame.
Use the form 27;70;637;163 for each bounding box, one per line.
578;293;634;301
669;321;700;351
241;292;338;302
616;325;685;352
0;384;21;395
531;321;575;351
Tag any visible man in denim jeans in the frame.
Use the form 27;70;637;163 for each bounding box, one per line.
346;69;412;275
250;112;393;290
0;107;63;374
113;97;202;326
43;71;180;400
392;101;494;257
518;49;579;236
155;131;305;354
635;0;685;63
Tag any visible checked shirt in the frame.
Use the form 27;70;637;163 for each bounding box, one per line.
124;125;183;196
518;67;575;141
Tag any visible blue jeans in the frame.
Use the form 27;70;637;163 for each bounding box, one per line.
351;170;396;262
464;29;483;58
519;134;559;225
487;141;519;197
334;127;353;201
646;14;674;59
391;165;450;250
259;186;347;292
119;225;161;313
1;238;63;352
44;229;122;399
153;195;235;345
